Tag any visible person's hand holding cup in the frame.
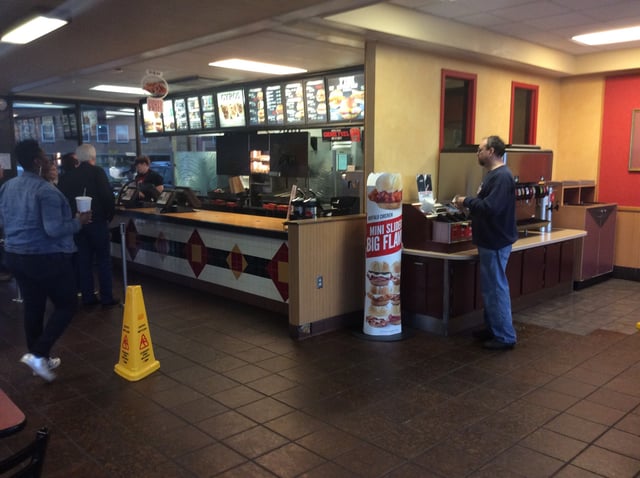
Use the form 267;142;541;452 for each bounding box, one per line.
75;196;92;225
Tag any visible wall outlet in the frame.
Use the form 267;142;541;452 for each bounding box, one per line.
316;275;323;289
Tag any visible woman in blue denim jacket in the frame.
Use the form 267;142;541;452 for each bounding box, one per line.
0;140;92;381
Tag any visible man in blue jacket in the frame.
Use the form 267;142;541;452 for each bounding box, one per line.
58;144;118;307
454;135;518;350
0;140;92;381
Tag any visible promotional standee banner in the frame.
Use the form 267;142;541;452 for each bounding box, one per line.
364;172;403;336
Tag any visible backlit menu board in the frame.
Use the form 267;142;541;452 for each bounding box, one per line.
304;78;327;123
187;96;202;130
163;99;175;132
285;82;305;124
140;68;364;135
142;103;163;134
217;89;246;128
265;85;284;125
174;99;188;131
247;87;266;126
201;94;216;129
327;72;365;122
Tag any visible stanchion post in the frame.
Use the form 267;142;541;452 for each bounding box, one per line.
119;223;128;303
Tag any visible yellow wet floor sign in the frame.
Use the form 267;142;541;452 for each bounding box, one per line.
114;285;160;381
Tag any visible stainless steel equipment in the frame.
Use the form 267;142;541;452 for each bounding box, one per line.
438;145;555;232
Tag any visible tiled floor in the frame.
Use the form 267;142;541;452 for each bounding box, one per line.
1;273;639;477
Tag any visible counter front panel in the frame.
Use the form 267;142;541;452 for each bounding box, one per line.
110;209;289;311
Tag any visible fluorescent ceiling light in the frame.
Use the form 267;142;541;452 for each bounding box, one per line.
572;25;640;46
209;58;307;75
91;85;150;95
1;16;68;44
12;102;71;109
105;110;135;116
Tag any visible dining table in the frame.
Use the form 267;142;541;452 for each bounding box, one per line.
0;388;26;438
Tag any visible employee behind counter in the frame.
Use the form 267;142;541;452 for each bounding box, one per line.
134;156;164;201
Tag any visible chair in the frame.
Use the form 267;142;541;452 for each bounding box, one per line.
0;427;49;478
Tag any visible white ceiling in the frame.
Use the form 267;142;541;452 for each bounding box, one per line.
2;0;640;104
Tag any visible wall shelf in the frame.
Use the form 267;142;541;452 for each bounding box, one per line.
559;180;595;205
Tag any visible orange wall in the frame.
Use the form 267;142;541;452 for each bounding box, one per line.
599;74;640;207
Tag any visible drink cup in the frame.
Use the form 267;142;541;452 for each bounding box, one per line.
75;196;92;212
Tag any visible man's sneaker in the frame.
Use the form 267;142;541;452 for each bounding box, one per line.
20;353;56;382
31;357;61;376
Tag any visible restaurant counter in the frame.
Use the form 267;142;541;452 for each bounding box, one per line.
401;228;587;335
110;207;366;339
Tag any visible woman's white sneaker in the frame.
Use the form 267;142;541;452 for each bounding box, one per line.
20;353;57;382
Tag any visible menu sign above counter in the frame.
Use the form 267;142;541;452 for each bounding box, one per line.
327;72;365;122
142;103;163;134
139;67;363;135
187;96;202;130
174;98;188;131
247;87;266;126
163;100;176;132
201;94;216;129
265;85;284;125
285;82;305;124
217;89;246;128
305;78;327;123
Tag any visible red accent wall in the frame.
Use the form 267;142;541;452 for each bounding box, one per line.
600;75;640;206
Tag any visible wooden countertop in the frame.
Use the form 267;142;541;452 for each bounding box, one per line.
115;208;366;238
115;207;288;236
403;228;586;260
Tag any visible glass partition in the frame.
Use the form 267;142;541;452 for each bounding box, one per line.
141;128;364;216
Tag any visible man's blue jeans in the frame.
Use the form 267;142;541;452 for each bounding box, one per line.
478;245;517;345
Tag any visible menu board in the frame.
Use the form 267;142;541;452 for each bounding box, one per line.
138;68;363;135
265;85;284;125
201;94;216;129
304;78;327;123
142;103;163;134
82;110;98;137
174;99;188;131
247;87;266;126
217;89;246;127
162;99;175;132
285;82;305;124
62;109;78;139
187;96;202;130
327;73;365;122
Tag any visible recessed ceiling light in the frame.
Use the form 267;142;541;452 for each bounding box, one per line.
1;16;68;44
91;85;150;95
209;58;307;75
572;25;640;46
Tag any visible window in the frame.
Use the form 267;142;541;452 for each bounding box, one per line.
510;82;538;145
440;70;476;149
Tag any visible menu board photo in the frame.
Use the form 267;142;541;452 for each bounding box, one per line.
187;96;202;130
265;84;284;125
304;78;327;123
327;73;365;122
217;89;246;128
174;98;188;131
285;82;305;124
247;87;266;126
163;99;176;132
142;103;163;134
201;94;216;129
